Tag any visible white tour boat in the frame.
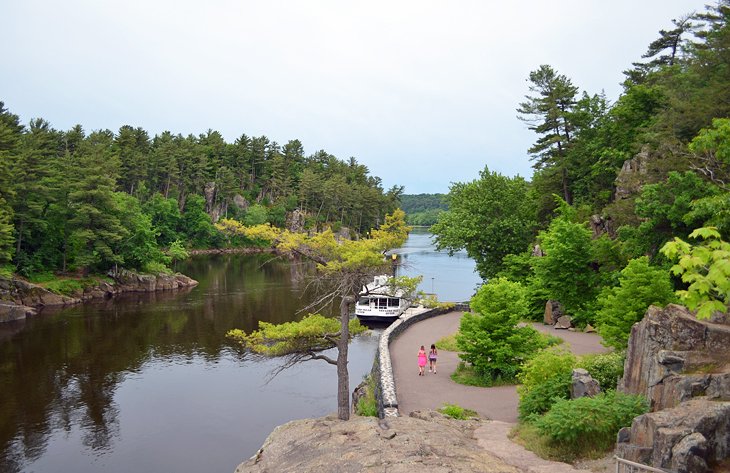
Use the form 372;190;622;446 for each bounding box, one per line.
354;275;410;323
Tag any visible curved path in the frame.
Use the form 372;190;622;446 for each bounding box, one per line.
390;311;609;422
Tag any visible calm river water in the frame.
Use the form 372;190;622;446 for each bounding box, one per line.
0;229;481;473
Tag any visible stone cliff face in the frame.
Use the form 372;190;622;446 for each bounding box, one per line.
0;271;198;323
235;412;520;473
617;304;730;472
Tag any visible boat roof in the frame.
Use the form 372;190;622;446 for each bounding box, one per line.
360;275;406;298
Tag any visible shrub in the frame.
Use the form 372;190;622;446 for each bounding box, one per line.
518;348;576;419
435;332;459;352
438;403;477;420
535;391;648;453
456;278;541;381
577;351;625;391
596;256;675;349
355;375;378;417
450;362;512;387
142;261;173;275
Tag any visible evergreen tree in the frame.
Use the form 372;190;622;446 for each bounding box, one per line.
517;65;579;204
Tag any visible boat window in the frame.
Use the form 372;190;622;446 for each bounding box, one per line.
376;298;388;309
358;297;370;305
387;298;400;307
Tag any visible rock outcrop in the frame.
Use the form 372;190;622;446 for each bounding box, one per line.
619;304;730;410
617;304;730;472
235;413;520;473
570;368;601;399
544;300;564;325
0;271;199;323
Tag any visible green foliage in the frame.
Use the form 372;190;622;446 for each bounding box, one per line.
517;348;576;419
432;167;536;279
142;261;173;275
577;352;626;392
456;278;541;380
435;332;459;352
244;203;269;226
406;208;444;226
596;257;676;348
43;278;85;296
355;375;378;417
419;294;456;310
399;194;447;214
450;362;503;387
661;226;730;319
227;314;366;356
532;214;599;325
534;391;648;454
0;264;13;279
438;403;477;420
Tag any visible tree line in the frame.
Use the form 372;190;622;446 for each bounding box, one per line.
0;108;402;277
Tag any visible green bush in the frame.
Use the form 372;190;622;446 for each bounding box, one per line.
596;256;676;349
535;391;648;452
577;351;625;391
457;278;541;381
518;348;576;419
142;261;173;275
450;362;513;387
355;375;378;417
435;332;459;352
438;403;477;420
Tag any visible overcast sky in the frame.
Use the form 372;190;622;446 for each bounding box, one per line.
1;0;705;194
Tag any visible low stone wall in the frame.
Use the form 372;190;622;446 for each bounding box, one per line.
372;303;469;418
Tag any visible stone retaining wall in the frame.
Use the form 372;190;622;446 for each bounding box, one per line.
372;303;469;418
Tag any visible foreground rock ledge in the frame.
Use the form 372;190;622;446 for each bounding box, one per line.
236;412;519;473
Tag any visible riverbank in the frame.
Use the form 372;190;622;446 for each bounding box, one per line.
0;270;198;322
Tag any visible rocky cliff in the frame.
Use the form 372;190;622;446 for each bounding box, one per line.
617;304;730;472
0;271;198;323
235;412;520;473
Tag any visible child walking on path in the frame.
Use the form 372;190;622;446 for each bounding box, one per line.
429;344;438;373
417;345;427;376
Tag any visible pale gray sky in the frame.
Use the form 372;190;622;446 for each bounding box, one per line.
1;0;704;193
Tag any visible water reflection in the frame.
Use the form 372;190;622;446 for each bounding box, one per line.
0;235;478;473
0;253;355;473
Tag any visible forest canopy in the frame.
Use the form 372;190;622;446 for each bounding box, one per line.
0;109;402;277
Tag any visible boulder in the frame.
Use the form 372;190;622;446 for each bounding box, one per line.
570;368;601;399
616;399;730;472
0;302;36;322
584;324;596;333
620;304;730;410
543;300;564;325
555;315;573;330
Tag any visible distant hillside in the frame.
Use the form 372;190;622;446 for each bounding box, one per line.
400;194;447;225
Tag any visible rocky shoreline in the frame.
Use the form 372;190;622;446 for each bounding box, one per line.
0;270;199;323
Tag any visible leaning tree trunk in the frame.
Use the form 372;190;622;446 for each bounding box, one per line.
337;295;354;421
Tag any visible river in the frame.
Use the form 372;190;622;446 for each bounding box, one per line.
0;229;481;473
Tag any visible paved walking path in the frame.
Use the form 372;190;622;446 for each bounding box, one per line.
390;311;610;472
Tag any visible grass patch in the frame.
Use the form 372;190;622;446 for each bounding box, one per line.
438;403;478;420
43;279;86;296
27;271;56;283
537;332;564;348
435;332;459;352
355;374;378;417
510;422;607;463
451;362;517;387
